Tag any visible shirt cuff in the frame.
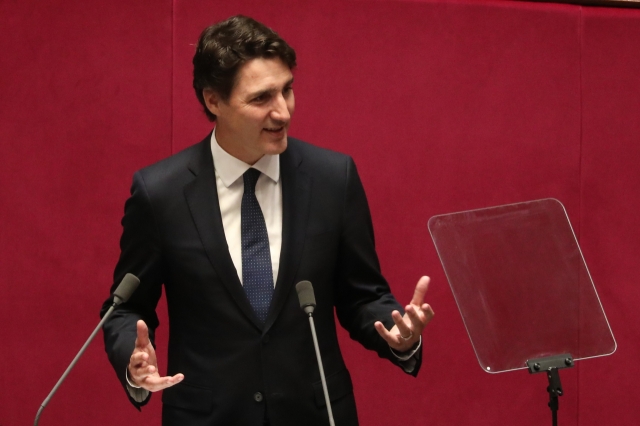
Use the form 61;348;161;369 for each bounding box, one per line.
125;368;141;388
389;336;422;361
125;368;149;403
389;336;422;373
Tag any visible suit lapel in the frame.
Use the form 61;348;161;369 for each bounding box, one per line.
265;142;311;332
183;138;261;328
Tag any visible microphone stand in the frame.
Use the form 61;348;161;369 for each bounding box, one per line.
34;301;120;426
305;312;336;426
296;280;335;426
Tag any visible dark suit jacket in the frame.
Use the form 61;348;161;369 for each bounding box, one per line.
102;136;421;426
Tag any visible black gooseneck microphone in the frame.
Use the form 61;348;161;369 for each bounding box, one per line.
34;273;140;426
295;280;335;426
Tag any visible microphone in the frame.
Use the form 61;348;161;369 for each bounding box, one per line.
34;273;140;426
296;280;316;315
112;273;140;305
295;281;335;426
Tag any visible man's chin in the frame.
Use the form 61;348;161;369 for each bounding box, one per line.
262;131;288;154
268;138;288;155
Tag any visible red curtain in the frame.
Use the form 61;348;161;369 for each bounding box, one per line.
1;1;638;424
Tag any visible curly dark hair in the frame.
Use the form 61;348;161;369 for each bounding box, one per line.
193;15;297;121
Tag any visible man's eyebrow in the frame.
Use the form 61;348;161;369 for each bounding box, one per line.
247;78;295;99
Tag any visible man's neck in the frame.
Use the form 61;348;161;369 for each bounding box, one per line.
215;126;262;165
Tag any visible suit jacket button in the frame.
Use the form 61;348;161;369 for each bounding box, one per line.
254;392;263;402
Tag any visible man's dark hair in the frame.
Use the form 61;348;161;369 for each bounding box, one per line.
193;15;297;121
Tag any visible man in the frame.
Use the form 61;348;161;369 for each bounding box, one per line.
102;15;434;426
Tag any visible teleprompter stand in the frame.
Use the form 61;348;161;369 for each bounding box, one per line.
526;354;574;426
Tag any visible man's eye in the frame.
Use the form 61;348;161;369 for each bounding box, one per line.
251;93;271;103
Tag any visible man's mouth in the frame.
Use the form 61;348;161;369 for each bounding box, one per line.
264;126;285;133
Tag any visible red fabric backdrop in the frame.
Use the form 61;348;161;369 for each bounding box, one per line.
1;0;638;424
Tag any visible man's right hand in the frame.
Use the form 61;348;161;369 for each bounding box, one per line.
128;320;184;392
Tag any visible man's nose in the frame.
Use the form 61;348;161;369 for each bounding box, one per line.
270;94;291;122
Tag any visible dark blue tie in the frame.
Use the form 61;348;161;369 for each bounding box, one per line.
241;168;274;323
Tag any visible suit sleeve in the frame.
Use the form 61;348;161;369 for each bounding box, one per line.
100;171;164;407
334;157;422;376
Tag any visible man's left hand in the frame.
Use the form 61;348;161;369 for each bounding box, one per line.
374;276;435;352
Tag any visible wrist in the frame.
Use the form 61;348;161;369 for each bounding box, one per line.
125;368;142;389
390;336;422;360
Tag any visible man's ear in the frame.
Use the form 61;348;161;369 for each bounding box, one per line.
203;89;222;116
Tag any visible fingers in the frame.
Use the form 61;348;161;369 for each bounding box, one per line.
406;276;434;335
391;310;412;339
139;373;185;392
129;349;185;391
375;319;416;352
135;320;151;349
406;302;434;327
410;276;431;306
404;305;422;333
128;351;154;385
129;321;159;387
129;320;184;392
130;351;152;371
374;321;398;346
375;309;416;349
422;303;435;323
374;276;435;352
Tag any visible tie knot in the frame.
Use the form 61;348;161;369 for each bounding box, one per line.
243;168;261;193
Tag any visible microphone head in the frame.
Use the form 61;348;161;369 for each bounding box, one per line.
295;280;316;315
112;273;140;305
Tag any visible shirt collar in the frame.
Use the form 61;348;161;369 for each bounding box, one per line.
210;128;280;188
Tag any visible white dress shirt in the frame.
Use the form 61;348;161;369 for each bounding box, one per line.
210;130;282;286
